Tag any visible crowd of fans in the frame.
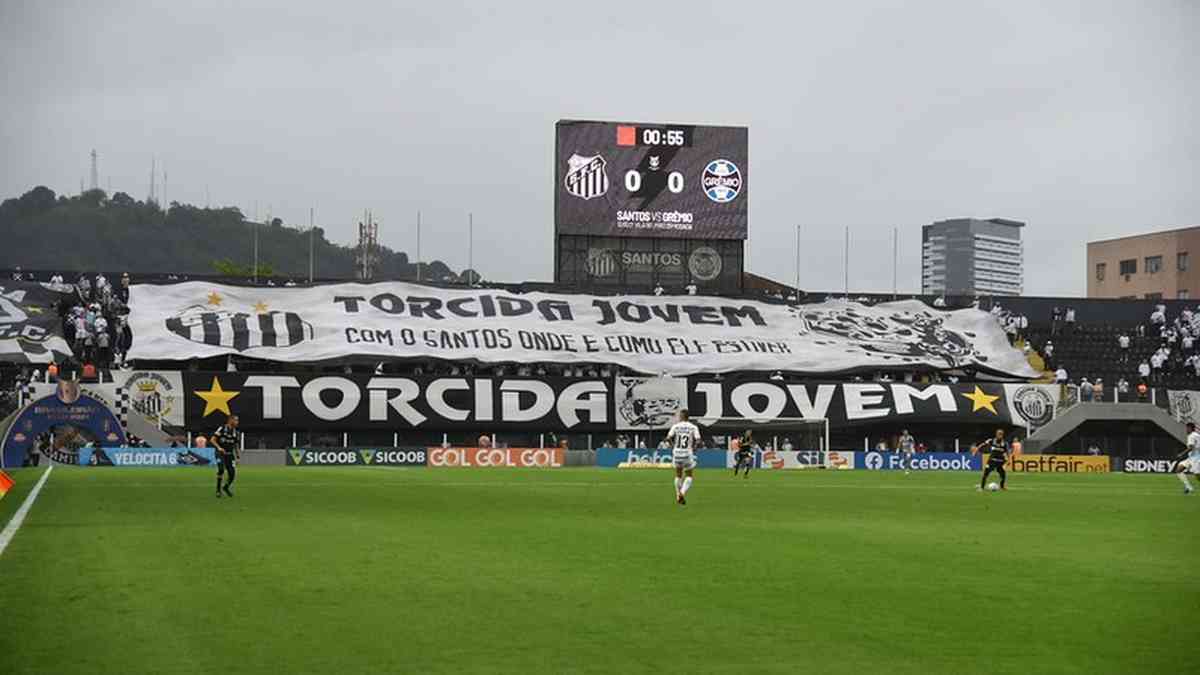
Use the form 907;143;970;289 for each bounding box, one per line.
1023;302;1200;396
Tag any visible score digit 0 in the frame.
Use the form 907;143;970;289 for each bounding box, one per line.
624;170;685;194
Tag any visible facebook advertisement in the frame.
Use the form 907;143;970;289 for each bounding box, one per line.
856;451;981;471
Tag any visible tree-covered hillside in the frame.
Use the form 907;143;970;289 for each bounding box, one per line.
0;186;465;282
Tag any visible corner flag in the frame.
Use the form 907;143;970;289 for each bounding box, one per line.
0;470;14;500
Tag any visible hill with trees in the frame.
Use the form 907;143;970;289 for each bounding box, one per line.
0;186;472;282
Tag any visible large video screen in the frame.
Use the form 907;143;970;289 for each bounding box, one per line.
554;120;748;240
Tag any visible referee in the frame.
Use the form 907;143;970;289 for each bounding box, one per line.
211;414;241;498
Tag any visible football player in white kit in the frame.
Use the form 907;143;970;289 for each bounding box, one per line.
667;409;702;505
898;429;916;474
1175;421;1199;494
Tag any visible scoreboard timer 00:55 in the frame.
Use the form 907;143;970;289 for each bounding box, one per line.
555;119;748;240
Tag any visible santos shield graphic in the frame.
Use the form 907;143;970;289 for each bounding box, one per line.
564;154;609;200
166;305;314;352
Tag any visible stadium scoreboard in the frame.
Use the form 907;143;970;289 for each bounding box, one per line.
555;120;748;240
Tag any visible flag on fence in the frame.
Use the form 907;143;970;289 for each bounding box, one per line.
0;470;14;500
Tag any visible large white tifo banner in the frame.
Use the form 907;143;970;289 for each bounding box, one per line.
127;282;1038;378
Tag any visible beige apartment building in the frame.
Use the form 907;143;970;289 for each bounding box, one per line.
1087;226;1200;299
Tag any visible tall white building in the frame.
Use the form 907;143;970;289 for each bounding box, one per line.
921;218;1024;296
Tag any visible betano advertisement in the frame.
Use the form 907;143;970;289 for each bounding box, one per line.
595;448;855;469
596;448;727;468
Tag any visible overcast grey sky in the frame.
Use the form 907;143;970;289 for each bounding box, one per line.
2;1;1196;296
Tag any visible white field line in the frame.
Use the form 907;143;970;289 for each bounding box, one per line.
0;465;53;557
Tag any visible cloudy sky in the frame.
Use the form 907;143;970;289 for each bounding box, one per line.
2;1;1196;296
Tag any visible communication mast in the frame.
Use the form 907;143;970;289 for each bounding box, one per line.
89;149;98;191
148;156;157;204
356;210;380;281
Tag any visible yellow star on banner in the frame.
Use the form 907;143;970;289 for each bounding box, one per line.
207;291;223;306
961;385;1000;415
193;377;240;417
253;301;269;314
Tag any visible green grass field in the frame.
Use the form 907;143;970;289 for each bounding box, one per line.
0;466;1196;674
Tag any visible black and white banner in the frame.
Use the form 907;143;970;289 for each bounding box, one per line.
184;373;612;431
0;281;74;363
682;378;1064;430
1167;390;1200;425
128;281;1036;378
180;371;1063;432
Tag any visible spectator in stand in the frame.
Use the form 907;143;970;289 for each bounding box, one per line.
95;323;111;367
1138;359;1151;382
118;272;131;302
1118;332;1131;362
1064;306;1076;332
1151;349;1167;385
1150;305;1167;335
76;273;92;303
932;296;946;308
1080;378;1094;402
1043;341;1054;368
685;283;698;296
71;309;87;356
1137;382;1149;400
653;284;664;296
1051;306;1062;335
1185;332;1195;353
1094;378;1105;402
1117;377;1130;396
1055;366;1068;383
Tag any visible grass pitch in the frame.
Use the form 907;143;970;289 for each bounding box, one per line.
0;465;1196;674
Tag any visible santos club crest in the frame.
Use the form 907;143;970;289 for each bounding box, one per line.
165;305;314;351
564;153;609;200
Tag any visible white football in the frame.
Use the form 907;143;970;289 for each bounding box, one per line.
986;482;1001;492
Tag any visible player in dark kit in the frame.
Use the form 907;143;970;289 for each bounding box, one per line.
974;428;1010;491
733;430;755;478
211;415;240;498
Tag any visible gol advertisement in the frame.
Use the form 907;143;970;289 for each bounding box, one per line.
1003;454;1110;473
427;447;564;468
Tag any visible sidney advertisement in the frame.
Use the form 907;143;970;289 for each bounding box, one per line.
1119;458;1183;474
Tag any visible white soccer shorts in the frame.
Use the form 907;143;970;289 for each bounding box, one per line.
673;454;697;470
1182;456;1200;474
